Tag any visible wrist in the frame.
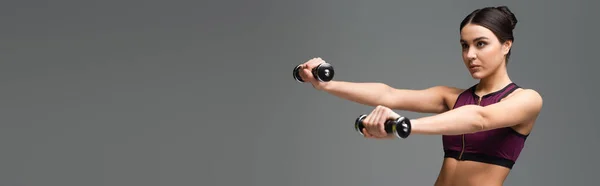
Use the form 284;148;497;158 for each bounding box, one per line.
408;118;425;135
314;81;333;91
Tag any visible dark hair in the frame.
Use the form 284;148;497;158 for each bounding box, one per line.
460;6;518;63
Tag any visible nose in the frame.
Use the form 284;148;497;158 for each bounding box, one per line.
466;47;477;60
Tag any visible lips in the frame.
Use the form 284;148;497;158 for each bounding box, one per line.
469;66;481;73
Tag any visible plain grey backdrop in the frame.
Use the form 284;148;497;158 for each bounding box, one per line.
1;0;598;185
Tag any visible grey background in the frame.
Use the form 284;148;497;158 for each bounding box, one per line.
1;0;597;185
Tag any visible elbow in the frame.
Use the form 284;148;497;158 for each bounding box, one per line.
377;83;395;106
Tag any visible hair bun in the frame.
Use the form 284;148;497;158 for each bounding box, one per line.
496;6;518;29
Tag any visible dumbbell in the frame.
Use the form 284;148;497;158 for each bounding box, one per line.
354;114;412;139
293;63;335;83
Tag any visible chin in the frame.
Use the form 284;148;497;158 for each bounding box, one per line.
469;71;486;79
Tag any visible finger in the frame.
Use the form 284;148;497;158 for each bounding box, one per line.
373;106;386;136
363;109;373;128
302;58;316;69
306;57;324;69
387;108;401;120
299;58;314;69
369;106;379;135
301;68;314;82
365;108;378;132
362;129;372;138
377;107;389;136
299;58;321;82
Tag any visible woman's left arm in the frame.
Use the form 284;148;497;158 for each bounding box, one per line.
410;89;543;136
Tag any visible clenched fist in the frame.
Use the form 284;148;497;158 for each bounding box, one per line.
296;57;332;90
360;105;402;139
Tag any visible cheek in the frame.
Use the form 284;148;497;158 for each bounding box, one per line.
480;47;502;65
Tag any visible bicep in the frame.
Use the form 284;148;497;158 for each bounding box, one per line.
384;86;462;113
479;89;544;130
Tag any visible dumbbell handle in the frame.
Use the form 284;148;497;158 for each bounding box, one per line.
354;114;412;139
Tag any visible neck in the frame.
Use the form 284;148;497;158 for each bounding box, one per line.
475;63;512;95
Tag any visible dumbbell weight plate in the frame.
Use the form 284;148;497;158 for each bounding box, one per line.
392;117;411;139
354;114;368;136
313;63;335;82
293;65;304;82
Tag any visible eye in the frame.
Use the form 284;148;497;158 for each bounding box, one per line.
476;41;487;48
461;43;468;49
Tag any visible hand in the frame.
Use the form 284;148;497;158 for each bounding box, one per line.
361;105;402;139
298;57;330;90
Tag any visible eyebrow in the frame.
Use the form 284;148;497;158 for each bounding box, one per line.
460;36;489;43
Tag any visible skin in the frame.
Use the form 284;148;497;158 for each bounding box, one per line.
297;23;543;186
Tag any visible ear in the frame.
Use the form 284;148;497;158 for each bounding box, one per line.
502;40;512;55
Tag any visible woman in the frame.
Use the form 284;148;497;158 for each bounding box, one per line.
297;6;543;186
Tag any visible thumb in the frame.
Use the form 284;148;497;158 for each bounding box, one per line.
362;129;372;138
387;110;401;120
301;68;316;83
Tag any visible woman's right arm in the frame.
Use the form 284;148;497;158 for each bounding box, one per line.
299;58;461;114
318;81;459;114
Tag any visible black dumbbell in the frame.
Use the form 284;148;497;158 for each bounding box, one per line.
293;63;335;83
354;114;412;139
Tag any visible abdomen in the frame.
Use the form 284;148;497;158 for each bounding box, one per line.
436;158;510;186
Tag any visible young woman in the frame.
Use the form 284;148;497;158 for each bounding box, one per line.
297;6;543;186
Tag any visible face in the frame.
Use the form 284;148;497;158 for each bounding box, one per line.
460;23;511;79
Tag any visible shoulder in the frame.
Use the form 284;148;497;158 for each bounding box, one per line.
506;88;544;109
485;87;544;124
478;88;543;129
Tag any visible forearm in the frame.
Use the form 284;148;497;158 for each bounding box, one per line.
410;105;485;135
319;81;391;106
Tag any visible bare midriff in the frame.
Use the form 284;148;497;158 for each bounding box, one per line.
434;158;511;186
